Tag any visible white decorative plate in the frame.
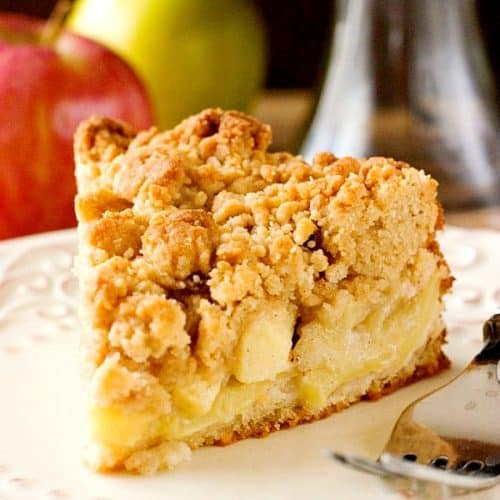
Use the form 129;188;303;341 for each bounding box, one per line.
0;226;499;500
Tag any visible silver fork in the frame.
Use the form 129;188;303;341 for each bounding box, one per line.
327;313;500;497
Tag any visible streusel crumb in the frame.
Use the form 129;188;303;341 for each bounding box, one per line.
75;108;450;473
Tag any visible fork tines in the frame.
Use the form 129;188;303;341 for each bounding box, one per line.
326;450;500;492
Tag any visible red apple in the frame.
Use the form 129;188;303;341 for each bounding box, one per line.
0;13;154;239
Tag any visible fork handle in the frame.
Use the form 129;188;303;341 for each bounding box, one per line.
475;313;500;363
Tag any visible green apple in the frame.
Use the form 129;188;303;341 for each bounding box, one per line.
67;0;266;128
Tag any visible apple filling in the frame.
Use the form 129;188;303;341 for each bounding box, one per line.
89;272;442;455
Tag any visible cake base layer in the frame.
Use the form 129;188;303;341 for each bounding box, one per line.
200;329;449;447
118;327;448;474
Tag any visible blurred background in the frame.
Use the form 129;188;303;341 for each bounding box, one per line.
0;0;499;238
2;0;499;92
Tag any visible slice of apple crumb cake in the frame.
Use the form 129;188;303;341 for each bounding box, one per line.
74;108;452;474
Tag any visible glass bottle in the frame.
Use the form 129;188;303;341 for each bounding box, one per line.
302;0;500;209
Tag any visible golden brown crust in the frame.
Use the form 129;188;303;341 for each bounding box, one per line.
75;115;137;166
87;209;145;259
76;109;447;372
142;209;218;283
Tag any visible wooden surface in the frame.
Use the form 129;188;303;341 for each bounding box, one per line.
253;90;500;231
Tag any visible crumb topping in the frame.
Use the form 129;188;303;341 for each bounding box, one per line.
75;108;448;423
